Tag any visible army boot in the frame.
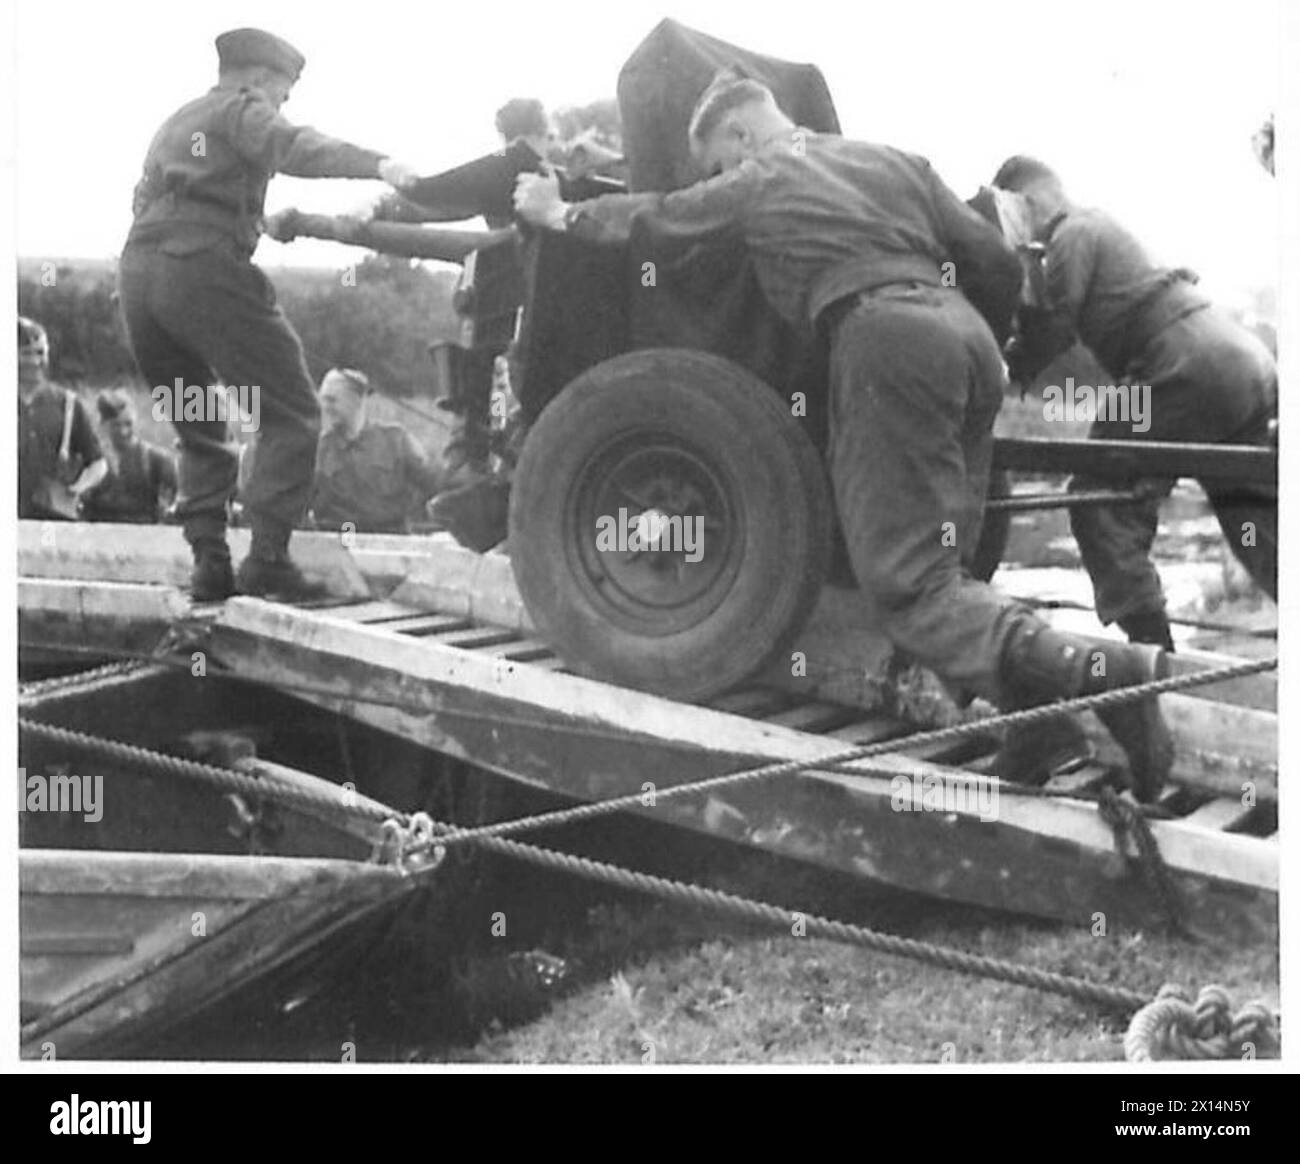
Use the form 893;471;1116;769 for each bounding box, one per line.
1000;619;1174;801
184;517;235;603
236;519;326;603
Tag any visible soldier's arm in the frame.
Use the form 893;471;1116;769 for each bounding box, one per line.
922;162;1023;344
524;163;762;246
225;93;385;180
66;399;108;496
152;446;179;509
1013;218;1096;378
400;431;443;498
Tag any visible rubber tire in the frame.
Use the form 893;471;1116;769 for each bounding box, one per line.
509;349;832;701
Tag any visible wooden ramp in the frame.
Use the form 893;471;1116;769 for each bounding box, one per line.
18;522;1278;945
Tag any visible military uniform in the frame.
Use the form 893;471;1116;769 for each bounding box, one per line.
311;422;442;533
18;385;104;520
83;439;177;524
549;131;1173;796
117;28;389;597
567;132;1027;700
1025;208;1278;634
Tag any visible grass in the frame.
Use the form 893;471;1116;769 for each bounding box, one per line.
448;900;1277;1065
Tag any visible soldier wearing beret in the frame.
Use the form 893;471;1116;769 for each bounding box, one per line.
117;27;421;600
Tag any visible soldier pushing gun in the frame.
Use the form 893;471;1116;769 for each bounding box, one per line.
117;27;421;601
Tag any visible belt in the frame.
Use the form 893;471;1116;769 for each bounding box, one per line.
815;279;939;340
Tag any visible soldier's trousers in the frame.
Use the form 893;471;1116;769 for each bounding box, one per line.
117;241;320;542
826;283;1028;704
1068;305;1278;623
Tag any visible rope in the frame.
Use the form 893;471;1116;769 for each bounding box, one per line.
18;660;161;706
398;656;1276;856
18;718;1277;1055
1011;594;1277;640
18;642;1274;854
1097;786;1189;936
1124;984;1278;1061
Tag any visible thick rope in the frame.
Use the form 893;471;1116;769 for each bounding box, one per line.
1097;786;1189;936
19;661;163;706
18;719;1277;1054
1013;594;1277;640
1124;984;1278;1061
401;656;1277;855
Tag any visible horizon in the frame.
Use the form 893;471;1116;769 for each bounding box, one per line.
13;0;1286;312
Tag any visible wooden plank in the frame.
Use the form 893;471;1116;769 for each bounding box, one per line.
760;702;860;733
1180;797;1254;833
23;934;137;956
825;716;909;744
202;600;1277;944
434;627;524;649
21;853;414;1058
993;436;1277;484
20;848;377;900
326;599;419;624
484;638;559;663
708;689;790;717
381;614;474;636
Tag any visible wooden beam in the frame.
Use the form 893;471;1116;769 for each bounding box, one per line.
993;436;1277;485
20;848;392;900
201;599;1276;943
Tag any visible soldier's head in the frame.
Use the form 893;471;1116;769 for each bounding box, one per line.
495;98;559;160
97;390;137;452
992;156;1069;232
319;368;371;436
688;72;793;177
18;316;49;392
216;28;305;110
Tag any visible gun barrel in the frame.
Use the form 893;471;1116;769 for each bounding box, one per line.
285;212;516;263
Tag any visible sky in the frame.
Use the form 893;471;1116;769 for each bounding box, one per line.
9;0;1288;310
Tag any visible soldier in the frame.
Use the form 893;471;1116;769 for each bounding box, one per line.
116;27;421;600
309;368;444;534
82;390;178;524
992;157;1278;650
515;73;1175;797
17;316;108;520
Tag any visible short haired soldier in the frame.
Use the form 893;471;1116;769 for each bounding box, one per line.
117;27;421;600
309;368;444;534
515;73;1176;799
993;157;1278;650
17;316;109;520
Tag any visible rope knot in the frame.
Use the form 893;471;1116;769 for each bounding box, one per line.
1125;983;1278;1061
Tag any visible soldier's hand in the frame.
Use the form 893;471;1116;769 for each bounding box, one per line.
514;171;566;230
378;157;421;191
263;210;299;242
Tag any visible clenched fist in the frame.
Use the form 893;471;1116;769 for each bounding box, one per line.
378;157;421;191
514;171;567;230
263;209;300;242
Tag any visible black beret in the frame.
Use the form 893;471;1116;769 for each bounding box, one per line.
216;28;305;81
